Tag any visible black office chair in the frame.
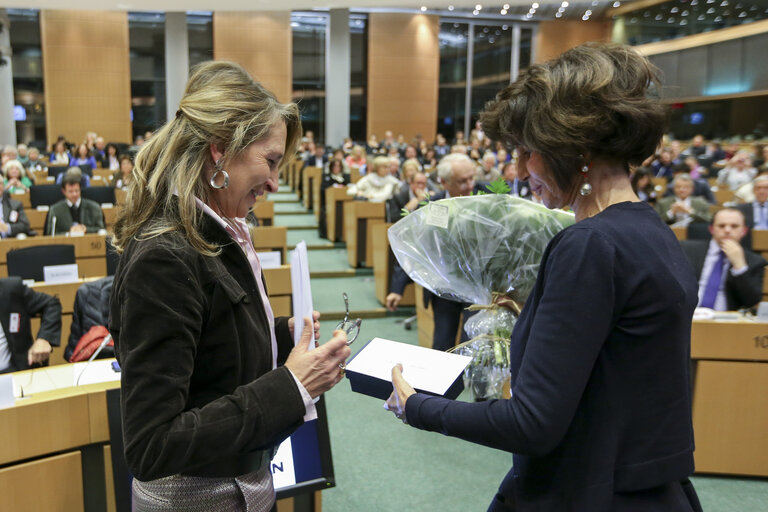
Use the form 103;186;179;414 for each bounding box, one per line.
77;163;93;177
106;388;132;512
687;222;712;242
30;184;64;208
48;165;69;180
6;244;76;282
83;186;116;205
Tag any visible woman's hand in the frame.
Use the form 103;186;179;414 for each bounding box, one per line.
385;364;416;423
288;311;320;343
285;318;350;398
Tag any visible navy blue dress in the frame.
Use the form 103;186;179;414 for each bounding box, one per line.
405;202;702;511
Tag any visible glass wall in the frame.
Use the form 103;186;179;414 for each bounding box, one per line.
292;12;326;144
187;11;213;69
615;0;768;45
438;19;535;141
349;14;368;143
128;11;166;141
437;22;468;142
7;9;45;147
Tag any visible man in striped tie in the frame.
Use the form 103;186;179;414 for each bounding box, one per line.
680;208;767;311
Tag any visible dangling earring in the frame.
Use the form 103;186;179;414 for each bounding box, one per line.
579;162;592;196
210;159;230;189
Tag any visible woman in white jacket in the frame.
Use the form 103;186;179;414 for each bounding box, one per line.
347;155;400;202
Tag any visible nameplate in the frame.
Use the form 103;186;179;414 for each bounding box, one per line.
0;375;15;410
68;231;85;237
43;264;79;284
258;251;282;269
36;205;50;211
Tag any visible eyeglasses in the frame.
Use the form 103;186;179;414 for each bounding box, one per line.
335;292;362;345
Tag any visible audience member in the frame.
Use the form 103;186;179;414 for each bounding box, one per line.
93;137;107;167
680;208;766;311
0;277;62;373
104;143;120;171
1;145;18;166
69;143;98;171
46;172;105;235
664;163;715;203
476;152;500;182
49;140;70;165
0;174;31;238
717;151;757;190
502;160;531;199
345;145;367;170
16;144;29;167
434;134;449;157
306;144;328;168
55;165;91;187
631;167;657;204
386;171;429;222
3;160;32;194
736;175;768;231
655;173;711;225
683;135;706;158
112;155;134;190
25;147;46;171
651;149;675;179
347;156;400;202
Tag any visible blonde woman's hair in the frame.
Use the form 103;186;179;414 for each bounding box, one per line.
2;159;28;180
112;61;301;255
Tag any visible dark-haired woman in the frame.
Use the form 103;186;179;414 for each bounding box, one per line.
104;143;121;171
318;158;350;238
386;43;702;511
631;167;657;204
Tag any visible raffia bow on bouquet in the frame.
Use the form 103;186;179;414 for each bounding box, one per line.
388;191;574;399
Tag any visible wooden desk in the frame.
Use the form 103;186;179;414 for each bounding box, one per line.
671;226;687;241
302;167;322;211
414;285;463;349
263;265;292;317
349;167;362;184
251;226;288;263
8;190;31;208
251;199;274;226
344;201;385;268
0;233;107;278
114;189;126;205
25;205;118;232
325;187;351;242
372;223;414;307
0;362;318;512
690;319;768;477
714;188;735;205
312;172;323;221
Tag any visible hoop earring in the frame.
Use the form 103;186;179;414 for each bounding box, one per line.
579;162;592;196
210;159;229;190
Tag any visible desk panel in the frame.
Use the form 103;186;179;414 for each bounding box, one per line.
0;452;84;511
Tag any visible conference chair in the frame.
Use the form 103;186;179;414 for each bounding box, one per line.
77;163;93;177
82;186;116;205
47;165;69;181
687;222;712;242
6;244;76;282
30;184;65;208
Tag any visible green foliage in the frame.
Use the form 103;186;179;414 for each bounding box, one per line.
486;177;512;195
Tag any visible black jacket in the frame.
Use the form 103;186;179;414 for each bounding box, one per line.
110;212;305;481
1;194;31;237
65;276;114;361
680;239;766;310
0;277;61;372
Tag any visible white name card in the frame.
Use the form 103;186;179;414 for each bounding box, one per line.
0;375;15;410
43;264;79;284
258;251;282;269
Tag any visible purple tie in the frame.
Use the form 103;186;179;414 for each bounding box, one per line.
700;252;725;309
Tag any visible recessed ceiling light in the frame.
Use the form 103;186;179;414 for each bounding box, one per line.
613;1;621;7
670;6;679;13
473;9;479;15
582;14;590;20
500;9;507;14
562;1;569;7
682;10;689;16
714;15;723;21
448;5;454;10
707;8;715;13
720;0;728;5
585;9;592;15
738;11;747;16
698;14;706;19
655;14;663;20
502;24;508;29
420;6;427;12
532;2;540;8
475;4;482;10
526;12;533;18
556;12;563;17
667;17;675;22
503;4;510;9
680;19;688;25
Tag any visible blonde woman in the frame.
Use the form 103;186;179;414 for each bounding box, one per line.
2;159;32;194
347;155;400;202
109;61;349;511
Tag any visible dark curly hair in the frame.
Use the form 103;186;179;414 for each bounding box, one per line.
481;42;668;193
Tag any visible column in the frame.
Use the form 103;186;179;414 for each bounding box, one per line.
165;12;189;121
0;9;17;144
325;9;350;148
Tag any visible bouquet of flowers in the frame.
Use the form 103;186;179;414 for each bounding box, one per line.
388;191;574;399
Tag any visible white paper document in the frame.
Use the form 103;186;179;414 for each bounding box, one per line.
0;375;15;409
43;263;79;284
346;337;472;395
290;241;315;348
258;251;282;269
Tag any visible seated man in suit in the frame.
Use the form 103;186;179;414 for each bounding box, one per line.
680;208;767;311
736;175;768;230
655;173;712;225
0;178;31;238
45;172;105;235
386;153;478;351
501;160;532;199
386;171;429;223
663;163;715;203
0;277;62;373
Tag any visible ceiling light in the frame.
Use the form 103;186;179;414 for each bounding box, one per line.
655;14;663;19
582;14;590;20
475;4;482;10
500;9;507;14
707;8;715;13
714;15;723;21
613;1;621;7
473;9;479;15
738;11;747;16
420;6;427;12
502;24;508;29
561;1;569;6
526;12;533;18
682;10;689;16
503;4;510;9
670;6;679;12
680;19;688;25
556;12;563;17
592;0;599;5
667;17;675;22
721;0;728;5
698;14;705;20
448;5;454;10
586;9;592;15
630;17;637;22
532;3;539;8
691;0;698;4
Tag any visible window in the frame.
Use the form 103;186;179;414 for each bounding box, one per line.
187;11;213;69
7;9;45;146
292;12;327;144
129;11;166;140
438;22;468;142
349;14;368;143
470;24;513;128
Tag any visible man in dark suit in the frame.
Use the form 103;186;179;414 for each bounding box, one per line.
386;171;429;223
655;173;711;225
45;172;105;235
680;208;767;311
735;175;768;250
305;144;328;169
386;154;478;351
0;277;62;373
0;179;31;238
501;160;532;199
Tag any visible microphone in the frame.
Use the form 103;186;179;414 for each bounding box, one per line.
50;215;57;237
75;334;113;386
